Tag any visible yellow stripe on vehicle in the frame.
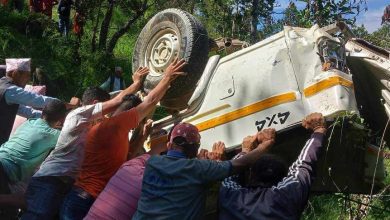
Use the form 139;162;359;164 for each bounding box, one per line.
304;76;354;97
184;104;231;123
195;92;297;132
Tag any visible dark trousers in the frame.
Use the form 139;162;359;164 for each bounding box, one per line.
21;176;74;220
60;186;95;220
59;17;70;36
0;163;10;194
0;163;16;220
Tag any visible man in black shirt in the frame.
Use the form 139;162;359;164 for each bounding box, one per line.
58;0;73;36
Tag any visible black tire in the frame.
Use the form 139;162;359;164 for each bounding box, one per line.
132;8;209;110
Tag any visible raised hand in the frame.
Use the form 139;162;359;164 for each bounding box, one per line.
302;113;326;134
197;149;209;160
142;119;153;137
164;58;187;81
66;97;81;110
132;67;150;83
207;141;225;161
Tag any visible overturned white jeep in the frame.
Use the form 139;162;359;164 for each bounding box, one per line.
132;8;389;193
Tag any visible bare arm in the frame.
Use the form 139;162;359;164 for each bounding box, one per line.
128;119;153;159
135;58;186;121
101;67;149;115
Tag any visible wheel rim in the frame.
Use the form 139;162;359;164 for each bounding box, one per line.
145;28;180;77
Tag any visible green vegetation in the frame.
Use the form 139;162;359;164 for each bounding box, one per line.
0;1;389;219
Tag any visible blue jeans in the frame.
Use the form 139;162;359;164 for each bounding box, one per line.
60;187;95;220
21;176;73;220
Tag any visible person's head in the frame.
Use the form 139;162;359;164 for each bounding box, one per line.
33;67;45;85
5;58;31;87
81;87;110;106
246;154;288;188
167;122;201;158
112;94;142;116
42;100;67;129
114;66;123;77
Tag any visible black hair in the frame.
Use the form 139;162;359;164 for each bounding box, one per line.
42;100;67;123
246;154;288;188
82;87;110;105
112;94;142;116
121;94;142;109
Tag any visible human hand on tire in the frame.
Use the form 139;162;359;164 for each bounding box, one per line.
132;67;150;83
302;113;327;134
164;58;187;81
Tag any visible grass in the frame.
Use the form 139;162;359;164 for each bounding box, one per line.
301;149;390;219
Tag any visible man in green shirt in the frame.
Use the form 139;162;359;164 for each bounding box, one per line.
0;99;67;194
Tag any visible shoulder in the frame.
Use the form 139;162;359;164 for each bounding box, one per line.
123;154;151;167
4;85;22;93
148;155;167;163
35;118;61;136
68;103;102;118
112;108;139;121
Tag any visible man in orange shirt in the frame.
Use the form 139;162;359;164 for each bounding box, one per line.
59;58;186;220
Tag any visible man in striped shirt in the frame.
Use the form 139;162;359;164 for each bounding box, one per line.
219;113;327;220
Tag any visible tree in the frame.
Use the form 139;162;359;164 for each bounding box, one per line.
195;0;275;43
282;0;368;28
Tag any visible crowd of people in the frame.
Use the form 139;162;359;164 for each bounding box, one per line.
1;0;76;37
0;57;328;220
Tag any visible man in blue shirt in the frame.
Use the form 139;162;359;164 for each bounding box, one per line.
133;123;276;220
0;58;60;146
218;113;327;220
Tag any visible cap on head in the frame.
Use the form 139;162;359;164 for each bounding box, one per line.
6;58;31;73
169;122;201;145
115;66;122;72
